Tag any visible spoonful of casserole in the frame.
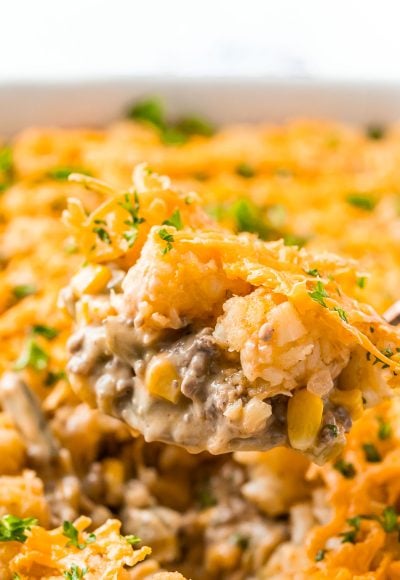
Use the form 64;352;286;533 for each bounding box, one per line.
60;165;400;463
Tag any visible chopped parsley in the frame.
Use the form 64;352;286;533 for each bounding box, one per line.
119;192;145;248
92;226;111;245
340;516;361;543
0;146;12;173
308;281;328;308
306;268;320;277
236;163;255;178
45;370;67;387
315;549;326;562
162;209;183;230
47;167;91;181
63;564;87;579
124;534;141;546
230;532;249;550
333;459;356;479
356;276;367;289
0;514;38;542
377;417;392;440
127;98;214;145
158;228;174;254
362;443;382;462
175;116;214;137
127;98;165;129
12;574;21;580
12;284;37;301
333;306;349;323
346;193;377;211
366;124;386;140
283;234;308;248
62;521;96;550
32;324;59;340
324;424;338;438
14;338;49;372
380;506;398;532
198;487;217;509
232;199;271;239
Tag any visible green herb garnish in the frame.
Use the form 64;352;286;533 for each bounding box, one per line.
340;516;361;543
124;534;141;546
32;325;59;340
230;532;249;550
366;125;386;140
362;443;382;463
283;234;308;248
198;488;217;509
308;281;328;308
14;339;49;371
162;209;183;230
236;163;255;178
0;514;38;542
127;98;165;129
315;549;326;562
356;276;367;289
47;167;91;181
175;116;214;137
63;564;88;579
62;521;95;550
92;226;111;245
158;228;174;254
346;193;377;211
324;424;338;438
333;306;349;323
333;459;356;479
45;370;67;387
306;268;320;277
377;417;392;440
12;284;37;301
232;199;272;239
119;192;145;248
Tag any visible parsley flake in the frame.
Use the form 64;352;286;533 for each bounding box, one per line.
63;564;88;579
324;424;338;438
127;98;165;129
230;532;249;550
366;124;386;140
333;306;348;323
346;193;377;211
333;459;356;479
340;516;361;544
308;281;328;308
32;325;59;340
236;163;255;178
47;167;91;181
162;209;183;230
315;549;326;562
356;276;367;289
125;534;141;546
0;514;38;542
119;192;145;248
377;417;392;440
12;284;37;300
306;268;320;277
14;339;49;372
92;226;111;245
362;443;382;462
158;228;174;254
62;521;95;550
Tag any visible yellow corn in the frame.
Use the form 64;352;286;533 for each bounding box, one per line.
287;389;323;451
75;297;91;325
145;356;181;403
71;264;111;296
330;388;364;420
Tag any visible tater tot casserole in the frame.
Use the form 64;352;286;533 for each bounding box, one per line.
1;98;400;578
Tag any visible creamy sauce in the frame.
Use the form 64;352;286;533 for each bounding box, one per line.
67;317;351;460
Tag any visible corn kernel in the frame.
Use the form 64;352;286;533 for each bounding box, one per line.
71;264;111;296
145;356;181;403
330;388;363;419
287;389;323;451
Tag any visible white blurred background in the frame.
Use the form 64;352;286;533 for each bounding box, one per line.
1;0;399;83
